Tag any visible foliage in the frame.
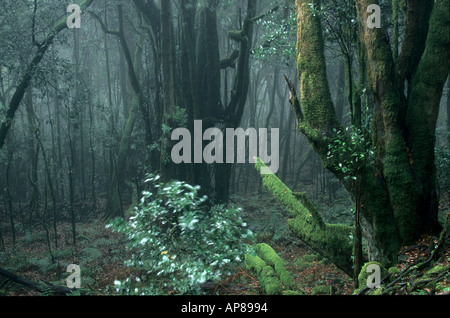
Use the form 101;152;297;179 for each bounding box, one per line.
154;106;188;165
327;126;374;181
27;257;56;275
107;175;255;295
253;9;297;62
320;0;358;48
81;247;102;263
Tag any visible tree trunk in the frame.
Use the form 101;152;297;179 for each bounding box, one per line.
403;0;449;236
447;76;450;145
91;5;146;218
272;0;449;271
160;0;176;182
0;0;95;151
25;89;40;228
215;0;256;204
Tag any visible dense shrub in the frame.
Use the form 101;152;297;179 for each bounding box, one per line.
107;175;255;295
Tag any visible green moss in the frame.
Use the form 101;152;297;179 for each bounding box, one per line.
244;254;266;275
414;264;447;291
293;192;324;228
245;243;304;294
255;243;294;289
301;253;322;263
254;158;354;277
283;290;306;295
245;253;283;295
259;265;283;295
388;266;400;275
311;285;335;295
296;0;339;131
424;265;449;276
369;288;384;295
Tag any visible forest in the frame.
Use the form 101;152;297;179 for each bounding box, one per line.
0;0;449;298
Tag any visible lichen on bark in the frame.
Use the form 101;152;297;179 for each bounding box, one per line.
245;242;300;294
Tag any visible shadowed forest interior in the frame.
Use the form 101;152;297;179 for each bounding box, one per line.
0;0;449;297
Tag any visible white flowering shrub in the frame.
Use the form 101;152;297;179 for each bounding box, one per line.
107;175;255;295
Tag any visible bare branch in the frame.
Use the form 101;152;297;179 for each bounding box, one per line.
88;10;120;36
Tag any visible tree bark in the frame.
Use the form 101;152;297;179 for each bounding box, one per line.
91;5;146;218
160;0;176;182
215;0;256;204
404;0;449;235
273;0;449;270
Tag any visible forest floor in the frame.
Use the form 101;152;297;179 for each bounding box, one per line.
0;218;355;296
0;193;449;296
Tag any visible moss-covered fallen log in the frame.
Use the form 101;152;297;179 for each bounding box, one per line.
245;243;301;295
245;254;282;295
255;243;294;290
255;158;354;277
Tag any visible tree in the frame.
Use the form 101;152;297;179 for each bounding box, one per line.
90;4;146;218
264;0;449;274
0;0;95;151
134;0;263;203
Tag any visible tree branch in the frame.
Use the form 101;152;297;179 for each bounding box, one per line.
88;10;120;36
31;0;40;47
220;49;239;69
254;158;354;277
131;0;160;37
0;0;95;151
283;75;303;122
396;0;434;87
250;5;279;22
0;267;87;296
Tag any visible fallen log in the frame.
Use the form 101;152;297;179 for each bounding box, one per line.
0;267;86;296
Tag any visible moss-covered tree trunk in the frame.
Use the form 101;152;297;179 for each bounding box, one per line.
356;0;448;246
255;159;354;277
273;0;449;271
403;0;449;236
